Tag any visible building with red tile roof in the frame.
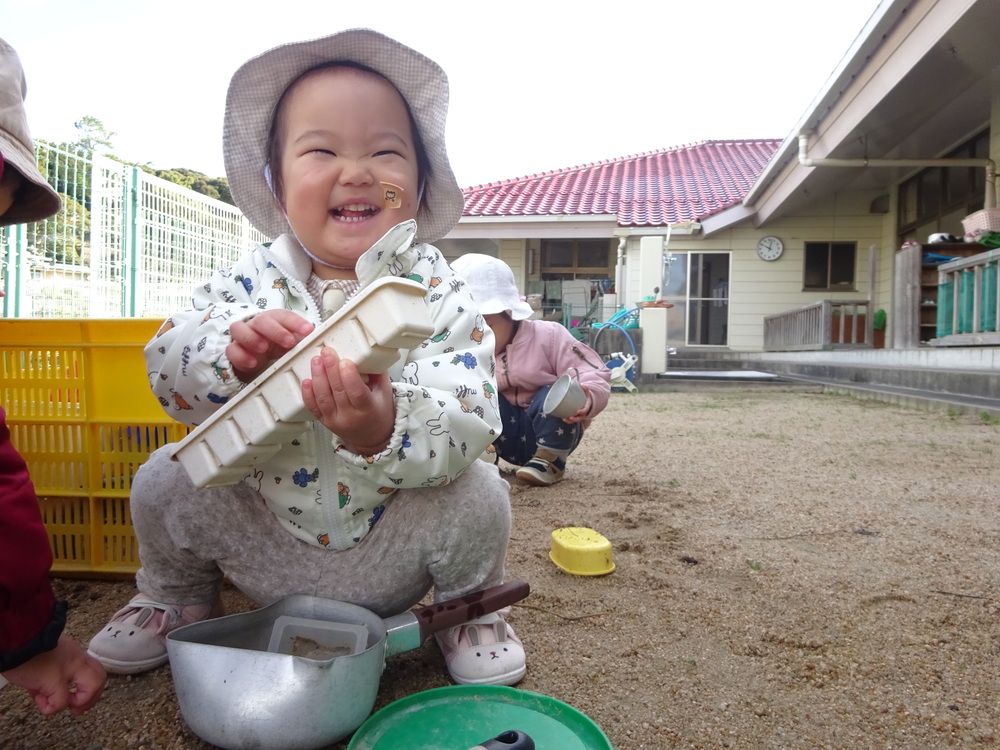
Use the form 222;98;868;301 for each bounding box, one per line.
462;140;780;227
440;0;998;362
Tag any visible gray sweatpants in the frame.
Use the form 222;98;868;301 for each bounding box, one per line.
130;446;511;618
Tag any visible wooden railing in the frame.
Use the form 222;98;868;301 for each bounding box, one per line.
764;300;875;351
931;248;1000;346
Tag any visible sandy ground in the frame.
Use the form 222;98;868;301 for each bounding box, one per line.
3;386;999;749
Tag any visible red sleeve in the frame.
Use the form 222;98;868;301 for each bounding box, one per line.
0;407;58;655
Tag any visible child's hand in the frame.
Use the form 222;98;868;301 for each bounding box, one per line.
562;388;594;425
1;635;107;716
227;310;315;382
302;347;395;455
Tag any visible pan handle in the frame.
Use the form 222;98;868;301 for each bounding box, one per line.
414;578;530;639
383;579;530;655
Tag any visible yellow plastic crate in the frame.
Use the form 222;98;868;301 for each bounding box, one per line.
0;319;189;577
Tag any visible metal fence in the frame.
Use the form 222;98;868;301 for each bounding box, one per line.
1;143;268;318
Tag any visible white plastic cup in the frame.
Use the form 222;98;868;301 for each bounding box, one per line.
543;368;586;418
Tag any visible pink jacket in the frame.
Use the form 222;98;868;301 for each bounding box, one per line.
496;320;611;419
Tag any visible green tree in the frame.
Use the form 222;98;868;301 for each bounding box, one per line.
36;116;119;214
72;116;116;154
144;166;233;206
31;139;91;263
29;192;89;265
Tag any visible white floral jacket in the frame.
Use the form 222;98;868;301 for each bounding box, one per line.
145;221;500;550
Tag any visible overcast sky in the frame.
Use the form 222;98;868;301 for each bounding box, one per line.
5;0;882;187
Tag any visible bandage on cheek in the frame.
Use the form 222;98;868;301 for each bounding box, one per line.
381;182;403;209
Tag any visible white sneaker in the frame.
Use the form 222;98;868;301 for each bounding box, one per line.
434;612;526;686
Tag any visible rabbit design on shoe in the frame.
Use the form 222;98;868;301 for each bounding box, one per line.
435;612;526;686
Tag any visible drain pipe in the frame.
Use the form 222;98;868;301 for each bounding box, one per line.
656;224;673;302
615;236;626;305
798;133;997;209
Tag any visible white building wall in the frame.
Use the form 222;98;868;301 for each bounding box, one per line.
620;192;888;351
499;238;527;290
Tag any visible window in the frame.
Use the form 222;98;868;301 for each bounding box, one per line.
540;240;612;280
804;242;856;291
535;240;614;321
897;130;988;243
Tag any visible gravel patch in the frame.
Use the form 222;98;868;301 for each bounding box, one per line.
3;389;999;749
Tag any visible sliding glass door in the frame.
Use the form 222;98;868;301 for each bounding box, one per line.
661;252;730;346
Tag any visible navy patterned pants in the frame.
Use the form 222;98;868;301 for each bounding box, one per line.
494;389;583;466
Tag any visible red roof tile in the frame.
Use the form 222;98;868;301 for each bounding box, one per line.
461;140;780;226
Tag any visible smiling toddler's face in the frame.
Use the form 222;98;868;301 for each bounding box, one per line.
276;66;420;277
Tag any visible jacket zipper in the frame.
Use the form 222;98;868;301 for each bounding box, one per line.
500;351;518;404
571;345;603;370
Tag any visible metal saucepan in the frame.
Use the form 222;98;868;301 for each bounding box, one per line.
166;579;530;750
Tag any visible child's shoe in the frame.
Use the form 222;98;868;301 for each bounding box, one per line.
515;450;565;486
434;612;526;686
87;594;223;675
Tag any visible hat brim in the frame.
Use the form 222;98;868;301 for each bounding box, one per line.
223;28;464;244
477;297;535;321
0;136;61;225
451;253;536;321
0;37;61;227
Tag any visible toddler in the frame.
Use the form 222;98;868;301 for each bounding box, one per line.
88;29;524;687
452;254;611;485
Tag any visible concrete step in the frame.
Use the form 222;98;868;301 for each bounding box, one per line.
787;375;1000;419
636;377;823;393
658;349;1000;418
655;369;782;383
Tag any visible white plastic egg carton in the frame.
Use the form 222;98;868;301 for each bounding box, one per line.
170;277;433;488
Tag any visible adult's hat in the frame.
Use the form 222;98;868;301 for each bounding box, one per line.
451;253;534;321
224;28;464;244
0;38;61;226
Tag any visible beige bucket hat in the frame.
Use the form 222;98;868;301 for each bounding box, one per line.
223;28;464;244
0;38;61;227
451;254;534;321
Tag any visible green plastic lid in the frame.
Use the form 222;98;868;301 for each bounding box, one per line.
347;685;612;750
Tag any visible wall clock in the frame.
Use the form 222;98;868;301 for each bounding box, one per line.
756;236;784;261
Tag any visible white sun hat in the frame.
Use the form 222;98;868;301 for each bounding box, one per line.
451;253;534;321
0;38;61;226
223;28;464;244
